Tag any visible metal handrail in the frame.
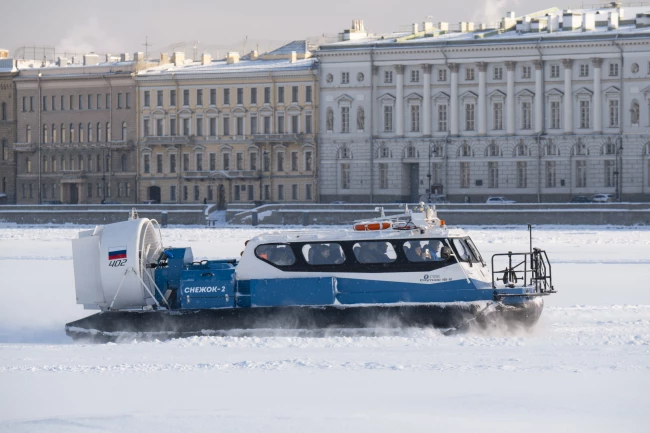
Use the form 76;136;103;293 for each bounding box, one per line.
491;249;554;294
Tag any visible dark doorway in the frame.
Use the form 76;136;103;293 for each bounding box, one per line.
69;184;79;204
409;163;419;203
217;184;226;210
148;186;161;203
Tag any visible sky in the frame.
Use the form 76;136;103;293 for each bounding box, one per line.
4;0;564;60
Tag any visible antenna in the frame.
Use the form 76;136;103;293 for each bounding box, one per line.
142;36;152;63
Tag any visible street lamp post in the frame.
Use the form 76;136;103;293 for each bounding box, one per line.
427;141;432;203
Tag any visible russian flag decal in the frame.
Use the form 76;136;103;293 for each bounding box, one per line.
108;246;127;261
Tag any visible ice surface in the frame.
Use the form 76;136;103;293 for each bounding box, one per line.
0;224;649;432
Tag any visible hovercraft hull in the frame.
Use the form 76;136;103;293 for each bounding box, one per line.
65;299;544;342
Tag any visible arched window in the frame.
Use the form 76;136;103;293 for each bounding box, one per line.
545;140;557;156
42;124;48;143
405;144;417;158
604;139;616;155
97;122;102;141
106;122;111;141
122;122;127;141
43;157;48;173
52;124;57;143
61;123;66;143
514;142;527;157
25;157;31;173
459;141;472;157
69;123;75;143
78;123;84;143
121;154;127;171
378;143;390;158
486;141;500;157
88;123;93;142
26;125;32;143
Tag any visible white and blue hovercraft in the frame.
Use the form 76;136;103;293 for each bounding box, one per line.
66;205;556;341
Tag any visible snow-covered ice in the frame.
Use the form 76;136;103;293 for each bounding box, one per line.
0;224;649;432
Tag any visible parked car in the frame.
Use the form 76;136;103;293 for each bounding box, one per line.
486;196;516;204
590;194;614;203
570;196;592;203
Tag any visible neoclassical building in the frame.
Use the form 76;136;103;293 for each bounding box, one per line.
317;6;650;203
136;41;319;206
13;54;139;204
0;52;17;203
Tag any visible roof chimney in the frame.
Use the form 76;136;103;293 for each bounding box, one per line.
583;12;595;31
133;52;145;63
83;53;99;66
290;51;297;63
438;22;449;31
173;51;185;66
120;53;131;62
412;23;419;33
160;53;170;64
226;52;240;64
201;53;211;65
609;11;619;29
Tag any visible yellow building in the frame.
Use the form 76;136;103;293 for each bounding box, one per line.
137;41;319;207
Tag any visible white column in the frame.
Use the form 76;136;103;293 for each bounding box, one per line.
506;61;515;135
477;62;487;135
534;60;543;133
449;63;459;135
372;65;379;135
395;64;404;136
422;64;432;136
592;57;603;133
563;59;573;134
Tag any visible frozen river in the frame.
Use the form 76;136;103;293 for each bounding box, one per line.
0;224;649;432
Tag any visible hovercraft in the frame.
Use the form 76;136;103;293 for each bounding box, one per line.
65;205;556;341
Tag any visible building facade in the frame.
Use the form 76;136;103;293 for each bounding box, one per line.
317;7;650;203
13;54;139;204
0;53;17;203
136;42;319;206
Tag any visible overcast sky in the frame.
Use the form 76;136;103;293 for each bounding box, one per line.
5;0;561;59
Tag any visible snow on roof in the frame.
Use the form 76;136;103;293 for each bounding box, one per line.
137;58;317;78
266;40;310;56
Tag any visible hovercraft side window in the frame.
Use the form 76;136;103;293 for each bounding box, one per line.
451;238;475;263
403;240;445;262
464;237;484;264
352;241;397;264
302;243;346;265
255;244;296;266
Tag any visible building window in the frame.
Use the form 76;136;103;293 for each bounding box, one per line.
155;118;163;137
117;93;122;109
143;154;151;173
437;104;448;132
181;118;189;136
291;184;299;200
222;153;230;171
604;160;616;187
263;116;271;134
126;93;131;109
236;88;243;105
144;119;150;137
488;162;498;188
609;99;619;128
208;117;216;136
341;107;350;133
250;115;258;135
290;152;298;171
106;94;111;109
465;68;475;81
236;153;244;170
306;86;312;103
222;116;229;136
42;96;47;112
170;154;177;173
208;153;215;171
521;102;532;130
264;87;270;104
196;118;204;137
341;163;350;189
609;63;619;77
183;89;190;106
460;162;470;188
522;65;532;79
263;152;270;172
550;64;560;78
341;72;350;84
305;184;313;201
196;153;203;171
385;70;393;83
493;103;503;130
545;161;556;188
465;103;475;131
517;161;527;188
379;163;389;189
631;101;640;125
264;184;270;200
550;101;561;129
305;151;313;171
411;70;419;82
183;185;188;201
277;87;284;104
197;89;204;106
487;142;499;157
194;185;200;201
249;152;257;171
121;154;127;171
277;114;285;134
169;118;176;136
383;106;393;132
493;67;503;80
410;105;420;132
580;100;590;129
291;86;298;103
291;115;298;133
170;185;177;202
169;90;176;107
277;184;285;200
276;152;285;172
305;113;312;134
250;87;257;104
575;160;587;187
